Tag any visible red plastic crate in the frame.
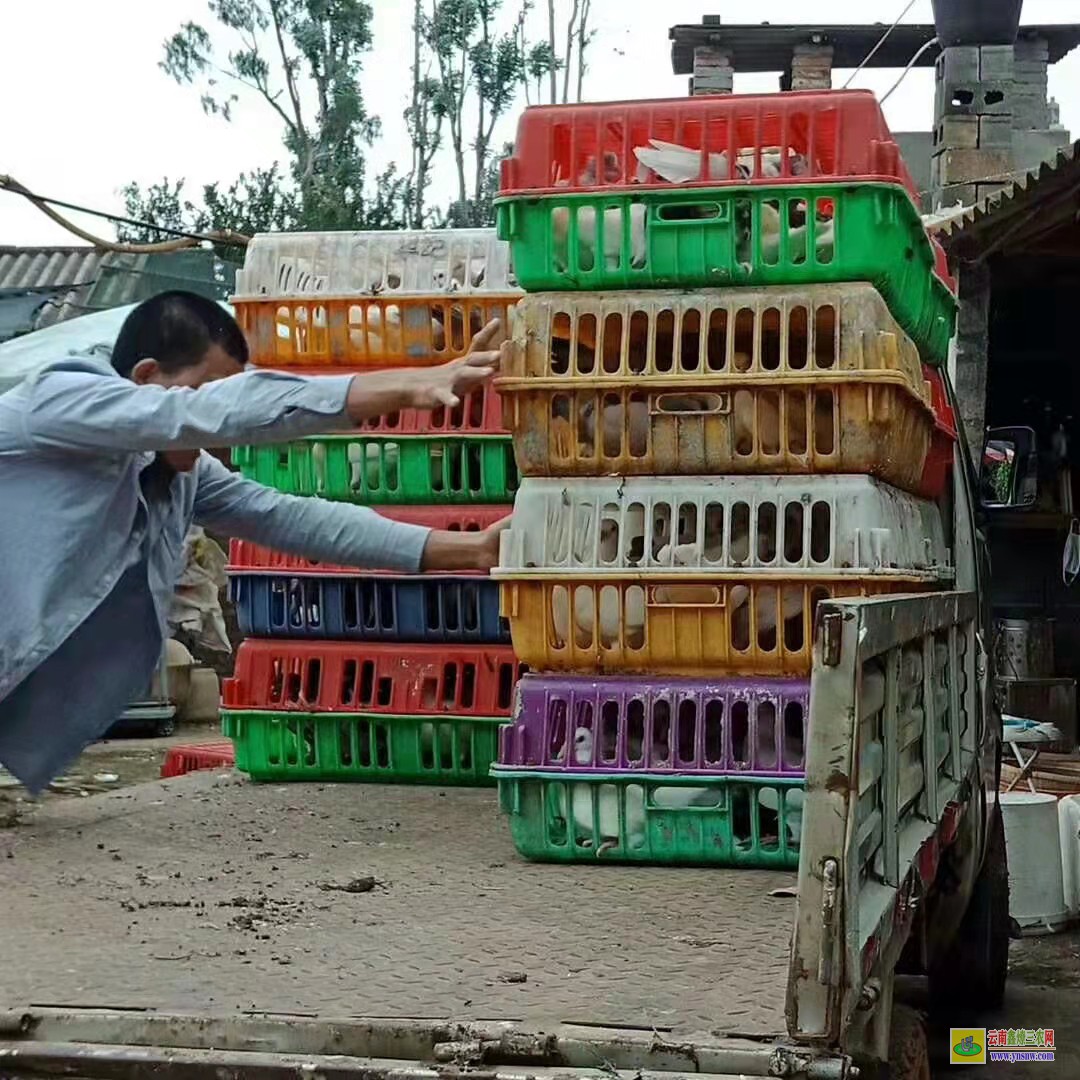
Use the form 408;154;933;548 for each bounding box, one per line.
921;364;958;499
228;506;509;576
160;742;236;779
933;239;956;294
257;370;507;435
223;640;525;716
499;89;917;199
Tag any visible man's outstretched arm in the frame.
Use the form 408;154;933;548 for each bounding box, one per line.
192;453;506;573
10;322;503;456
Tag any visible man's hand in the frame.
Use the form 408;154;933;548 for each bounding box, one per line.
343;319;506;425
406;319;505;411
420;515;511;572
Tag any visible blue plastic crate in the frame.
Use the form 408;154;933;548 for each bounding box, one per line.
230;573;510;645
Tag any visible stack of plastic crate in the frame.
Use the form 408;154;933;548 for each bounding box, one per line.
489;90;960;866
220;229;527;785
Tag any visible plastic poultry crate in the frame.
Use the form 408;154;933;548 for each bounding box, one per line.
921;364;959;500
223;640;524;716
160;742;236;779
233;435;518;504
498;577;927;676
501;673;809;775
499;89;917;197
493;771;802;868
234;228;520;368
223;709;502;785
499;476;952;579
229;573;510;645
228;506;510;577
498;285;940;492
495;183;956;365
359;382;506;436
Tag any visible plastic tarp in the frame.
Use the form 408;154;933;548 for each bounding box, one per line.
0;301;234;395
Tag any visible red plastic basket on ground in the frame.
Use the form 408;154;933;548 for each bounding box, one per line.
499;89;917;199
223;640;525;716
160;742;236;779
921;364;958;499
228;506;509;576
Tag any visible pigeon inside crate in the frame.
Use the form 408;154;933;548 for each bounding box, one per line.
497;773;803;867
253;296;513;367
535;685;808;775
548;194;835;277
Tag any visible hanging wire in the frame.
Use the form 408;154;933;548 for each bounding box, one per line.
842;0;919;88
881;36;939;104
0;175;250;253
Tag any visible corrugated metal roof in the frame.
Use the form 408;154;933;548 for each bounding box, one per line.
0;246;237;341
669;22;1080;75
940;140;1080;257
0;247;107;331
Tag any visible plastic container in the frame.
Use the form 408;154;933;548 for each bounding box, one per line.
234;228;520;369
233;435;518;505
228;506;510;577
229;573;509;645
494;771;802;868
499;285;940;492
499;476;952;579
1059;794;1080;918
495;183;956;365
160;742;236;779
499;90;917;198
920;364;958;500
498;577;924;676
501;673;809;774
223;640;524;716
223;709;502;785
236;228;518;297
1000;792;1070;935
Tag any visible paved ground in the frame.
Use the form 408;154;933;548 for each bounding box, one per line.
2;735;1078;1077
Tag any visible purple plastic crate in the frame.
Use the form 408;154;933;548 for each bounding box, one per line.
500;674;809;776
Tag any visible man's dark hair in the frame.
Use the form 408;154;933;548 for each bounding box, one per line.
111;291;249;378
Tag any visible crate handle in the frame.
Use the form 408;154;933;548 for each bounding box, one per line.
654;201;729;225
652;392;730;416
496;202;519;241
647;584;726;608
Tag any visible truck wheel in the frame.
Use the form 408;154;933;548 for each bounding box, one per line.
889;1005;931;1080
928;806;1009;1017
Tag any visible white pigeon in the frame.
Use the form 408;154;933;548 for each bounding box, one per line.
551;204;647;274
557;727;647;856
759;786;805;845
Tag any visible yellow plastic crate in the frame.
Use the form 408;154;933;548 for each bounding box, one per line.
497;284;936;493
498;577;931;676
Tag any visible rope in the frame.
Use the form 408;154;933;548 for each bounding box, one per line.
842;0;919;89
0;175;250;253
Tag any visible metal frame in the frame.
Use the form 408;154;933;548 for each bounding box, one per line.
788;590;980;1051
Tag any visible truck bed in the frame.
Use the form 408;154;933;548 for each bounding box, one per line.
0;772;795;1042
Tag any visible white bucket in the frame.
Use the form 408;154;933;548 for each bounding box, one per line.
1059;795;1080;918
1000;792;1070;935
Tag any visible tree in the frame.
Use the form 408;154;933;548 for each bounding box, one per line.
119;166;298;259
158;0;407;231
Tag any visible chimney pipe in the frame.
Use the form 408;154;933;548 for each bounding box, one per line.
931;0;1023;47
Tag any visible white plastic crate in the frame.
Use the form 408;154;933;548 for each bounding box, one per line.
235;229;520;298
497;476;952;580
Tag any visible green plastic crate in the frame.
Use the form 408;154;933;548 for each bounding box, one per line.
494;770;802;869
233;434;518;504
495;183;956;364
222;709;503;785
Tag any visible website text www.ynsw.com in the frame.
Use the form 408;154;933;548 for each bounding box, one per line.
950;1028;1057;1065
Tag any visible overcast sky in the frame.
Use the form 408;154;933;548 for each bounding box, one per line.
2;0;1078;246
